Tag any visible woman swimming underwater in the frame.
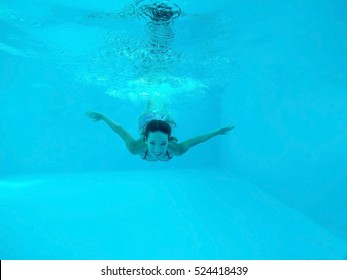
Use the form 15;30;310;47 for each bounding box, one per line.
86;105;234;162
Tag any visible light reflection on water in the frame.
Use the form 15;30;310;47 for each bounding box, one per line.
0;0;234;102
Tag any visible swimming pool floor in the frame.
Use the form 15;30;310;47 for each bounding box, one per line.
0;169;346;259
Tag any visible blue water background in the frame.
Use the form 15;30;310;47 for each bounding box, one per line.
1;0;347;259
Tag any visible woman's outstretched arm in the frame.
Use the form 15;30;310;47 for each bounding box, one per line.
169;125;235;156
86;111;143;154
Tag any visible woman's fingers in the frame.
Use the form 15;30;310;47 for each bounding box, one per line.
86;111;99;120
219;125;235;134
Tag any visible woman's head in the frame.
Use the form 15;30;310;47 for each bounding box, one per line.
144;119;172;140
144;120;171;157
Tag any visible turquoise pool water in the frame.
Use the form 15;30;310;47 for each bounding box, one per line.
1;169;346;259
1;0;347;259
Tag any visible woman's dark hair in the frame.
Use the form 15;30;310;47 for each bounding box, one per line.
144;120;171;140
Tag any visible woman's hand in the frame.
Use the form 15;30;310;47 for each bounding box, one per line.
86;111;104;121
217;125;235;135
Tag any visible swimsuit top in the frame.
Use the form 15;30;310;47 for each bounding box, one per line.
142;149;173;161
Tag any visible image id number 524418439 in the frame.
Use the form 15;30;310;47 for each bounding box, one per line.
194;267;248;276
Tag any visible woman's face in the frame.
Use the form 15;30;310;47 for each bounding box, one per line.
146;131;169;158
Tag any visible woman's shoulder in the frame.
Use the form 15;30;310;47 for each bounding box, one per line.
168;140;184;156
131;138;147;155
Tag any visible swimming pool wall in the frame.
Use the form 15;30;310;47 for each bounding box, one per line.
220;0;347;242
